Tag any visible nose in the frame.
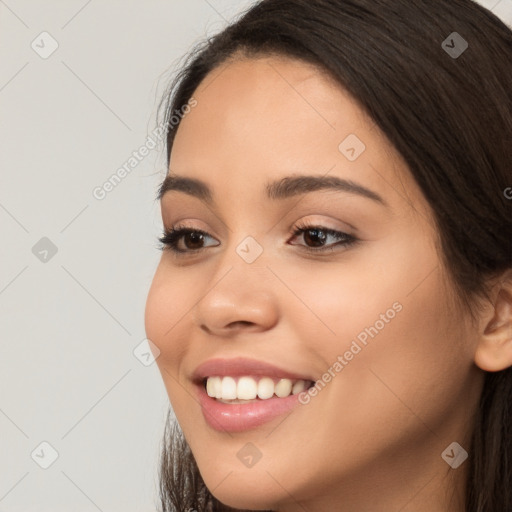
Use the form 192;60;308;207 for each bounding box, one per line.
193;264;280;338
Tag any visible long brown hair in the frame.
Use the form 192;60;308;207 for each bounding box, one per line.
155;1;512;510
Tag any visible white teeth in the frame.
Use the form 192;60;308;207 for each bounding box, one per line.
257;377;274;399
221;376;237;399
292;380;307;394
274;378;292;397
214;377;222;399
237;376;258;400
206;376;224;398
206;377;216;397
205;376;310;401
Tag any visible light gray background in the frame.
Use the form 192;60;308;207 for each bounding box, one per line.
1;1;510;511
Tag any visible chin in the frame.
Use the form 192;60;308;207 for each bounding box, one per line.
199;466;284;510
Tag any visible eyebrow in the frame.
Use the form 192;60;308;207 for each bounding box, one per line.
158;173;387;206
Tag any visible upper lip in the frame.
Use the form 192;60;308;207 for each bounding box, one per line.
192;357;315;384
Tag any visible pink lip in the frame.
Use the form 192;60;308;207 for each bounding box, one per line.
196;384;305;433
192;357;315;433
192;357;314;382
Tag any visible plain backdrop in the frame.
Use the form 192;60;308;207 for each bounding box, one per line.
0;1;510;511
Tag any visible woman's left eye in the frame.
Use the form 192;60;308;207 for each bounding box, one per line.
288;225;357;252
158;224;357;255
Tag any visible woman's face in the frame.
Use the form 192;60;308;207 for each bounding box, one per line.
145;56;484;511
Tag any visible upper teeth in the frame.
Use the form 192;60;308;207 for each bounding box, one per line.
206;376;309;400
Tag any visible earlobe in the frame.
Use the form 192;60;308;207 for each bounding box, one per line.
474;273;512;373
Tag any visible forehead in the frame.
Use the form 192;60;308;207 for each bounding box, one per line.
173;55;372;158
168;55;424;214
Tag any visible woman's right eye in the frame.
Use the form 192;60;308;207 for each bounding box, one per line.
158;228;220;254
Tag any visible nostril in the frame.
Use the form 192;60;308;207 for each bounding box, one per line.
229;321;253;328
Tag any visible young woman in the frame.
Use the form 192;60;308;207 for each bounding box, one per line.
144;0;512;510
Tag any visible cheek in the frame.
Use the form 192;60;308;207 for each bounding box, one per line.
255;266;471;492
270;253;404;354
144;263;196;370
145;268;197;420
273;237;472;428
318;268;472;444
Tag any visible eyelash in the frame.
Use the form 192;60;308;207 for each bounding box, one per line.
158;222;358;256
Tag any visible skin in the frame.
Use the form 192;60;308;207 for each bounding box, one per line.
145;55;512;511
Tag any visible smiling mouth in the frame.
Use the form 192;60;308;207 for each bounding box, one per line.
203;375;315;402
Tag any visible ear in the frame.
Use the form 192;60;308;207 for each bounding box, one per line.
474;269;512;372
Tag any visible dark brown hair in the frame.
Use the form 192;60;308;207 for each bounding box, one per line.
155;1;512;510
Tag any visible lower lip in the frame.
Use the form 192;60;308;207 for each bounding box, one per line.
196;384;304;433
